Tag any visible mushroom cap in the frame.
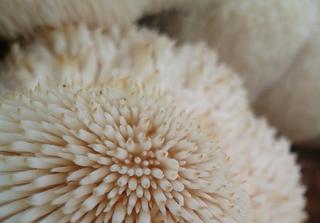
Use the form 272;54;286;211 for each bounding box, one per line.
150;0;318;101
0;23;306;222
255;27;320;143
0;79;251;222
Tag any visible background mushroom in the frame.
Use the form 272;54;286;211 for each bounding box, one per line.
137;0;320;145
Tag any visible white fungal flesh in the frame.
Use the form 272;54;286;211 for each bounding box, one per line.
0;82;249;223
0;23;305;222
157;0;318;102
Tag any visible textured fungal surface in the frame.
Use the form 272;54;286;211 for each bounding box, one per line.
0;81;250;223
0;24;181;95
0;23;305;222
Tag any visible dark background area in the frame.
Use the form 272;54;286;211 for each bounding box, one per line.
0;36;319;222
293;145;320;223
0;39;9;60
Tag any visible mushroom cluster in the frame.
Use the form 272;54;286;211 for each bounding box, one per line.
0;1;306;223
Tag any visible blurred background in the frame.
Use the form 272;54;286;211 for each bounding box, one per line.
293;144;320;223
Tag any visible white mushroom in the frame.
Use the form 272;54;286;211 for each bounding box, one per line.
0;80;250;222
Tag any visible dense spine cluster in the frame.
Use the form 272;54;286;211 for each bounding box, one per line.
0;83;249;222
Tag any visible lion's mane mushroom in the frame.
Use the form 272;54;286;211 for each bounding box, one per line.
0;79;251;222
0;1;307;222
